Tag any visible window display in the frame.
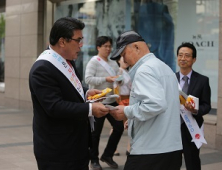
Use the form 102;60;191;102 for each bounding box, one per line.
53;0;219;108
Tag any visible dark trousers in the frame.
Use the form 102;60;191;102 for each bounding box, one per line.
90;102;124;162
36;158;89;170
124;150;182;170
181;122;201;170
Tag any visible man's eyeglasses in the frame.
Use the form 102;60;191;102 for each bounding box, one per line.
101;45;112;49
178;53;192;59
70;38;84;44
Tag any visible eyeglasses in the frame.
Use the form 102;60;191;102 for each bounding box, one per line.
70;38;84;44
101;45;112;49
178;53;192;59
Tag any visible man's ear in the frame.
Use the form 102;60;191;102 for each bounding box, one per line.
134;43;140;52
192;57;196;64
134;44;138;49
58;37;66;47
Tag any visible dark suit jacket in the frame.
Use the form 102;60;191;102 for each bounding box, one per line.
176;70;211;127
29;58;91;162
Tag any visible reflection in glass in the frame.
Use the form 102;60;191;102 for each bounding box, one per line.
55;0;126;86
54;0;219;108
133;0;176;72
176;0;219;107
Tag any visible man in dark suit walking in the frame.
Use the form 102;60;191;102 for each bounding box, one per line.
176;42;211;170
29;17;109;170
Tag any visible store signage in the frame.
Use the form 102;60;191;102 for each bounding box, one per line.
183;34;214;47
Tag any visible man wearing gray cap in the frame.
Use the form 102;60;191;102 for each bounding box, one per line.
110;30;182;170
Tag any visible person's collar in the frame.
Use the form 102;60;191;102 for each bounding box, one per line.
129;53;153;73
179;70;192;81
48;45;56;53
49;45;57;54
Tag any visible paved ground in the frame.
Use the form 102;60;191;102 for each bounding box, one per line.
0;105;222;170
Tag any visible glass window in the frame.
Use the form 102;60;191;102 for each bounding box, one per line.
54;0;126;86
132;0;177;72
131;0;219;110
175;0;219;109
52;0;219;110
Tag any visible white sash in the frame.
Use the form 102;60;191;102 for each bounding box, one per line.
178;84;207;149
36;50;85;100
92;56;116;76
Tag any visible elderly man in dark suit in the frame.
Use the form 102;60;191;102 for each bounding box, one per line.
29;17;109;170
176;42;211;170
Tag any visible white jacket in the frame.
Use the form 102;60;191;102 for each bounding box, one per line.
124;53;182;154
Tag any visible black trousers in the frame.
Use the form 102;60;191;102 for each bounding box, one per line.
36;158;89;170
124;150;182;170
181;122;201;170
90;102;124;162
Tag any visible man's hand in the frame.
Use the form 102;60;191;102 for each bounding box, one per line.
124;120;128;130
110;105;127;121
92;103;109;118
87;89;102;98
184;102;198;114
106;76;117;82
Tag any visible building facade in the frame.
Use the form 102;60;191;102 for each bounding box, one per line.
0;0;221;149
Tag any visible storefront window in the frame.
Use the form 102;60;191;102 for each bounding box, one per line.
52;0;219;110
175;0;219;109
132;0;177;71
55;0;126;86
132;0;218;110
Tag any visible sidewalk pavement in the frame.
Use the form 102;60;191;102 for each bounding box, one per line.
0;105;222;170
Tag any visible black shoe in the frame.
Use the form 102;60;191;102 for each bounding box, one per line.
126;150;130;156
100;155;118;169
114;152;120;156
90;161;102;170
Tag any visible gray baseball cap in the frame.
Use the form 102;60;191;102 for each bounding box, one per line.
110;30;144;60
